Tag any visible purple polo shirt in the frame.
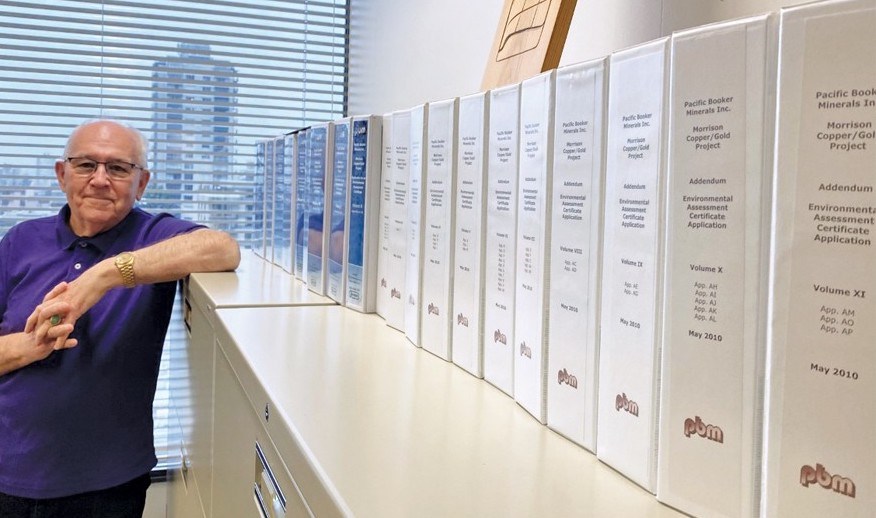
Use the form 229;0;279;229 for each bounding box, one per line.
0;205;204;498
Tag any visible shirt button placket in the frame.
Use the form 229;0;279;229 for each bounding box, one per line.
71;241;91;278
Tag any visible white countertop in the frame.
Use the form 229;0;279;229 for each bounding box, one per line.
189;251;335;309
214;304;685;518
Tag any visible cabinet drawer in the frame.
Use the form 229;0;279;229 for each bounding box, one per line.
254;439;311;518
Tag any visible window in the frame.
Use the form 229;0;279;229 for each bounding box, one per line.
0;0;348;471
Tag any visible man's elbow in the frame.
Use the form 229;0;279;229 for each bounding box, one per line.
195;229;241;272
215;231;241;271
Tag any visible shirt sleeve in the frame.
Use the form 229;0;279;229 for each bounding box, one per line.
140;212;208;246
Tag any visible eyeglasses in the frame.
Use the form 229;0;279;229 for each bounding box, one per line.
64;156;144;180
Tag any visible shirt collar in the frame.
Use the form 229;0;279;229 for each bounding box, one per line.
54;205;137;254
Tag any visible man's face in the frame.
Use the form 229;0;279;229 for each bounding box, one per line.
54;121;150;237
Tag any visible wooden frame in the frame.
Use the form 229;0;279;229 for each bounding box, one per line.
482;0;577;90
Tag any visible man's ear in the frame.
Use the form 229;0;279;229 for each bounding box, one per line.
55;160;68;192
136;169;151;200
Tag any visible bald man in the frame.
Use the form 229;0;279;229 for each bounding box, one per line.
0;119;240;517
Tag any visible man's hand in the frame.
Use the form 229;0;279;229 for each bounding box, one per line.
35;259;116;347
0;286;79;376
25;282;80;352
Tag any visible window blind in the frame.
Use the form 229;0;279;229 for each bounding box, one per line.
0;0;349;470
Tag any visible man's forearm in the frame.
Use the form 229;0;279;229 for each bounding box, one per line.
32;229;240;335
0;333;29;376
124;228;240;286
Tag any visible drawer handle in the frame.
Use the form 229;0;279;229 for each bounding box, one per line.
255;441;286;514
254;483;270;518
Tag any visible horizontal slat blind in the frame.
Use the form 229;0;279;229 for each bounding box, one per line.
0;0;348;470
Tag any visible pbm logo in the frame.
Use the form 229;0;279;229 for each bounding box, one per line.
427;303;440;316
683;416;723;443
557;369;578;388
615;393;639;416
354;123;367;136
380;278;387;288
494;329;507;345
457;313;470;327
800;463;856;498
519;341;532;358
390;288;401;299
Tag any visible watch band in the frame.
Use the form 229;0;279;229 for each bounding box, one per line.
115;252;136;288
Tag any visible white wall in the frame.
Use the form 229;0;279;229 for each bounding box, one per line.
348;0;799;115
347;0;503;114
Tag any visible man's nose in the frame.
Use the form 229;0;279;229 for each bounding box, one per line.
89;163;111;184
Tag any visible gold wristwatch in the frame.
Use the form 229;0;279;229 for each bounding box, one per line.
114;251;136;288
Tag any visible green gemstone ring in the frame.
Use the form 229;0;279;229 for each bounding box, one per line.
50;315;62;326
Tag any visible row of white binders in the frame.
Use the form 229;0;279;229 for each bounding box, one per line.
253;1;874;516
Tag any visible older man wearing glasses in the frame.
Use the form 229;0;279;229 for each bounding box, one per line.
0;119;240;517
